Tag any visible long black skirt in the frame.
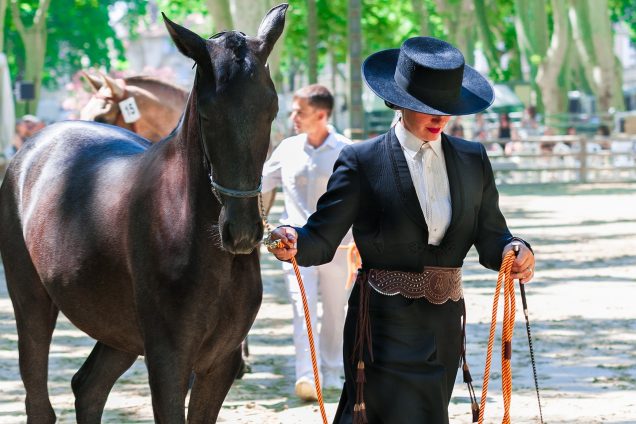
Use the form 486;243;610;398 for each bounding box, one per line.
334;283;464;424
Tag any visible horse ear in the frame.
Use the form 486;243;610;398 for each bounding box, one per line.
101;73;125;100
256;3;288;60
81;71;103;93
162;13;209;67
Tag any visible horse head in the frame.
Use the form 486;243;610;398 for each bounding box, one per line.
79;72;129;125
163;4;287;254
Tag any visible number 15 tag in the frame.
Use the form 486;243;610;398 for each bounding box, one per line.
119;97;141;123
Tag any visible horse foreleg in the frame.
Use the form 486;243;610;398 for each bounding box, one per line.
71;341;138;424
3;240;59;424
144;342;192;423
187;347;243;423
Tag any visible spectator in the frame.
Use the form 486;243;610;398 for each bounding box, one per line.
473;112;488;141
3;115;45;159
261;84;352;401
449;117;464;137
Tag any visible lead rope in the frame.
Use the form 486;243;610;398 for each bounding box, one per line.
260;194;328;424
478;250;517;424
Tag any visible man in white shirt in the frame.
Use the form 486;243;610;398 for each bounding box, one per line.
262;84;352;401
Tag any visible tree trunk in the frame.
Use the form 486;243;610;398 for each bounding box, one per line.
11;0;51;116
409;0;430;36
535;0;569;118
347;0;363;140
432;0;473;54
230;0;285;90
474;0;501;78
307;0;318;84
514;0;549;109
206;0;233;32
569;0;625;113
0;0;8;52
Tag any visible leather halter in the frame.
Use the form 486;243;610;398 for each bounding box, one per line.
192;71;262;205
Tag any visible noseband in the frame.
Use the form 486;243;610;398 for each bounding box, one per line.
209;176;262;203
191;66;263;206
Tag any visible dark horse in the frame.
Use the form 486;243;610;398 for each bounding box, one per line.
0;4;287;423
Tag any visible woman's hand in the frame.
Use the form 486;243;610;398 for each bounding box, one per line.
266;226;298;261
502;241;535;284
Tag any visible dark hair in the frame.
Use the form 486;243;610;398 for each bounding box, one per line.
384;100;398;110
294;84;334;117
598;124;610;136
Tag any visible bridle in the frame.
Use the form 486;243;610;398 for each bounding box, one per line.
192;70;263;206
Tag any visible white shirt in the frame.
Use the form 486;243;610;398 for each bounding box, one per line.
395;121;451;245
262;130;353;242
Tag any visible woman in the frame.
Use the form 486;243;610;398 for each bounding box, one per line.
268;36;535;424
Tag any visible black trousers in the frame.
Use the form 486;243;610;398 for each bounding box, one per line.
334;283;464;424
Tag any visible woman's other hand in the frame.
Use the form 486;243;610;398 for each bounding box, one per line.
503;241;535;284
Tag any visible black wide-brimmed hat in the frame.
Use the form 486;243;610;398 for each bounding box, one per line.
362;37;494;116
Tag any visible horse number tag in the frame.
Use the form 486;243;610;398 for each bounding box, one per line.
119;97;141;123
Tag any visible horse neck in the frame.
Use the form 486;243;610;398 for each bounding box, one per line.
162;90;217;207
127;79;187;141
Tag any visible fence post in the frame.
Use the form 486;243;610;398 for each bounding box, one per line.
579;135;588;183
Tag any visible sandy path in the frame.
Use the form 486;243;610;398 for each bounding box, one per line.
1;183;635;423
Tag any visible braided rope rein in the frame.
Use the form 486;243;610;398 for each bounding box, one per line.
260;195;328;424
479;250;517;424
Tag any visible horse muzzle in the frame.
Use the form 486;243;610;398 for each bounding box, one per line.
219;202;264;254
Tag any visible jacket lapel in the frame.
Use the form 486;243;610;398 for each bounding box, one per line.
387;128;427;229
441;134;465;237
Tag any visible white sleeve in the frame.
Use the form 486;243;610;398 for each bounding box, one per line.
261;143;284;193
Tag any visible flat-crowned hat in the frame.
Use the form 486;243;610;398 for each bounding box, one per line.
362;37;494;116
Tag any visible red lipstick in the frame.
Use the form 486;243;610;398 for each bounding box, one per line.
426;127;441;134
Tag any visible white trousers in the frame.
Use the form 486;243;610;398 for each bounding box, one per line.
283;248;350;381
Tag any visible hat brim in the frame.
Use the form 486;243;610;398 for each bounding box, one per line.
362;49;494;116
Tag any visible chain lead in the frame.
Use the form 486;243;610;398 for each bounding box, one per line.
259;193;283;249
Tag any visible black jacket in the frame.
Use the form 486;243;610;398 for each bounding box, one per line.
295;128;516;271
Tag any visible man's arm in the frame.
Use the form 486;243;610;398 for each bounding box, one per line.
268;145;361;266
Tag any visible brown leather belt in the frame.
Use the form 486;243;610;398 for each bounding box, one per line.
366;267;463;303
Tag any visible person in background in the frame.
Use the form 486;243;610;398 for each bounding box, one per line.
267;37;535;423
473;112;488;142
449;117;464;137
3;115;45;160
261;84;353;401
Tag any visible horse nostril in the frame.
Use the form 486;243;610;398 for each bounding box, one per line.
222;221;263;254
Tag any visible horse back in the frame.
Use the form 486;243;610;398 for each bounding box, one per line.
0;122;150;346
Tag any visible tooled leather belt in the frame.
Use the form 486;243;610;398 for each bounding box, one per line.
366;267;463;303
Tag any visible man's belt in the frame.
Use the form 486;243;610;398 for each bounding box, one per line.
366;267;463;303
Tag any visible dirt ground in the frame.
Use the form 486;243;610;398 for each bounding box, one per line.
1;182;635;423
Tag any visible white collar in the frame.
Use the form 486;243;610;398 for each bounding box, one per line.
303;129;337;151
395;120;443;159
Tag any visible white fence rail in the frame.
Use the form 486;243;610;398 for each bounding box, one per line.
482;135;636;184
2;135;635;185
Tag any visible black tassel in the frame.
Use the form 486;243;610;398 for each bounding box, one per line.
353;403;369;424
463;362;473;383
356;360;366;383
471;401;480;423
360;402;369;423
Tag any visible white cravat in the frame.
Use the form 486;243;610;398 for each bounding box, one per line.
396;121;451;245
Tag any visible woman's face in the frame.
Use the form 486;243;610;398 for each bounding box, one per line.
401;109;451;141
